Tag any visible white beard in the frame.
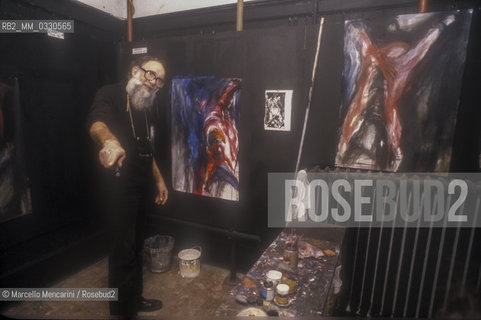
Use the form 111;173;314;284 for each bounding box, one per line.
125;73;158;111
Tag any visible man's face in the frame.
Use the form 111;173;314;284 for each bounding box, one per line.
133;60;165;93
126;60;165;111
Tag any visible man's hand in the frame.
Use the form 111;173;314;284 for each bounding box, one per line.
90;121;126;169
99;139;126;169
153;158;168;206
155;179;168;206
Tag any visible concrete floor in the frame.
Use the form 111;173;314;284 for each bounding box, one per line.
1;256;238;319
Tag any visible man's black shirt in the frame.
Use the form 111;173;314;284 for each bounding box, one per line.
87;83;154;187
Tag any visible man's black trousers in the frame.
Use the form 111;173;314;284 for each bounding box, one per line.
106;182;153;316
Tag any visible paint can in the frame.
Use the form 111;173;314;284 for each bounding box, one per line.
261;280;275;301
178;246;201;278
281;278;298;294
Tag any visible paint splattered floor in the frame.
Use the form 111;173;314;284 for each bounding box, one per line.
1;257;239;319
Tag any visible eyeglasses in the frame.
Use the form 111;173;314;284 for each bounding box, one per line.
138;66;164;88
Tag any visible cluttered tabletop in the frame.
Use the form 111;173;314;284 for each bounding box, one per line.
215;228;344;317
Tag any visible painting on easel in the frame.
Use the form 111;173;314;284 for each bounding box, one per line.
335;10;472;171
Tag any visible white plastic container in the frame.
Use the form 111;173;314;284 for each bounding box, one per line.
178;246;201;278
266;270;282;286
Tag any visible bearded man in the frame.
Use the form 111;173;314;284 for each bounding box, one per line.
87;55;168;316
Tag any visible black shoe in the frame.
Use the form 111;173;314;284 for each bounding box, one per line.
138;297;162;312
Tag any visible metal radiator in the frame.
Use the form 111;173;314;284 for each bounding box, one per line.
328;171;481;317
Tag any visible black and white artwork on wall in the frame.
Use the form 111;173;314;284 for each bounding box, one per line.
264;90;293;131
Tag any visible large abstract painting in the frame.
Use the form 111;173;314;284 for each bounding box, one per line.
171;77;241;201
0;78;32;223
335;10;472;171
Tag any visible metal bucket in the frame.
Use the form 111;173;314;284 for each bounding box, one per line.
178;246;201;278
144;235;175;273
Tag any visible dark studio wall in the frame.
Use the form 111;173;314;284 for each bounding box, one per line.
0;0;120;289
0;0;479;311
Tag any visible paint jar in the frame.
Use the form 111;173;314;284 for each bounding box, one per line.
283;242;298;269
281;278;298;294
266;270;282;287
261;280;274;301
275;284;290;306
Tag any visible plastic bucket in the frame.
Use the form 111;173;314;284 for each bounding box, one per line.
178;246;201;278
144;235;175;273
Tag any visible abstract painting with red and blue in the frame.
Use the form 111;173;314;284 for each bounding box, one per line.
171;77;241;201
335;10;472;172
